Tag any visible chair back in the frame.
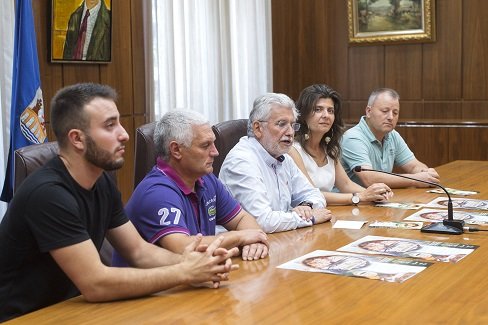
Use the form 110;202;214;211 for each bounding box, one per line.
211;119;248;176
134;121;157;189
132;119;247;184
14;141;60;192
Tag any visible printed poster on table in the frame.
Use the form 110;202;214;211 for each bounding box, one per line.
277;250;431;283
374;202;423;210
337;235;478;263
427;187;479;196
404;208;488;226
424;197;488;211
369;221;424;230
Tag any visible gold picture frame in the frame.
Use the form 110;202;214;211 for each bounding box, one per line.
51;0;112;63
348;0;435;45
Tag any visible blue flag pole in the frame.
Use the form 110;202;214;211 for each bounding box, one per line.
1;0;47;202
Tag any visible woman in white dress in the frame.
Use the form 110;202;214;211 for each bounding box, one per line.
289;84;393;205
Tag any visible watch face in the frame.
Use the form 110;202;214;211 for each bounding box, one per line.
352;194;360;204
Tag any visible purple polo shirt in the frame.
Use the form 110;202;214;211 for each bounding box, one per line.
112;158;241;266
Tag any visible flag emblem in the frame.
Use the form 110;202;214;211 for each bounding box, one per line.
20;87;46;144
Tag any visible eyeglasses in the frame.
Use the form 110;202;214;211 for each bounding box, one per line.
259;120;301;131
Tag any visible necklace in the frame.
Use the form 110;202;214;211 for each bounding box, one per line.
305;145;328;167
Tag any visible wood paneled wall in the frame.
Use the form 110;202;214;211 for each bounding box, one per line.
30;1;488;201
272;0;488;166
32;0;146;202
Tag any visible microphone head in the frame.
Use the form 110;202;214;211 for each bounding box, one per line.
353;166;362;172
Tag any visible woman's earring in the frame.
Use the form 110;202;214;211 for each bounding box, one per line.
325;129;334;144
304;133;310;140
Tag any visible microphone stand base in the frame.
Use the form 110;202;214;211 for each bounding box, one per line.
421;221;464;235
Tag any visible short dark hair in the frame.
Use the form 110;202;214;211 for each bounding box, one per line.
295;84;344;161
50;83;117;148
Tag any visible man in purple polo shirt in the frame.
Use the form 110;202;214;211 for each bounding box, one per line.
113;110;268;266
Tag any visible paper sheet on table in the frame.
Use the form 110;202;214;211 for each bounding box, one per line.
369;221;423;230
424;197;488;211
374;202;423;210
337;235;478;263
404;208;488;225
333;220;367;229
277;250;431;283
427;187;479;196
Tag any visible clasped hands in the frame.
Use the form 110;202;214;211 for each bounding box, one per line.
292;206;332;224
182;234;239;288
363;183;394;202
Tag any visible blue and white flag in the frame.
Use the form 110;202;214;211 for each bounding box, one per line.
1;0;46;202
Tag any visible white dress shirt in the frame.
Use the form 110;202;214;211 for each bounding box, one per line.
219;136;326;233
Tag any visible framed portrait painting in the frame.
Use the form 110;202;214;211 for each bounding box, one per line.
51;0;112;63
348;0;435;45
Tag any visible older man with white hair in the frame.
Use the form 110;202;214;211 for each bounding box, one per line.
220;93;333;233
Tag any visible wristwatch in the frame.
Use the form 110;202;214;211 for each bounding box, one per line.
298;201;314;208
351;193;360;205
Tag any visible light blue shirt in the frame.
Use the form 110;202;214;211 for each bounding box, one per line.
219;136;326;233
341;116;414;186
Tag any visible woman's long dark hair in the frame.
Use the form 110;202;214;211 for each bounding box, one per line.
295;84;344;161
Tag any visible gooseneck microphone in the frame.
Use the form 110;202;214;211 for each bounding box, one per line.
354;166;464;235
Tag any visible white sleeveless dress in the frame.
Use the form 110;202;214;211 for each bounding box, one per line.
293;142;335;192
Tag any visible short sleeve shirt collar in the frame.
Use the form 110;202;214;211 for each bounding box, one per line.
156;157;204;195
358;115;391;144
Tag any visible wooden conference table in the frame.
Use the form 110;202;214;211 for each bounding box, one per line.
7;160;488;324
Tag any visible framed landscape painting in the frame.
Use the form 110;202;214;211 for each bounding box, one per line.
348;0;435;45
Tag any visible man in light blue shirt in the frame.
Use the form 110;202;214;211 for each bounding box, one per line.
219;93;332;233
341;88;440;188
